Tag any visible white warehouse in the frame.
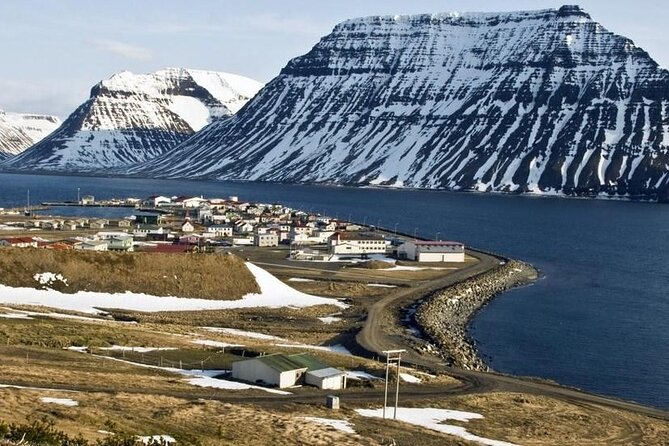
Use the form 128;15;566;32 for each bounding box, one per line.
398;240;465;262
231;353;346;389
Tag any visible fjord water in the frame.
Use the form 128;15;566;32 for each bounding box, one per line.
1;173;667;409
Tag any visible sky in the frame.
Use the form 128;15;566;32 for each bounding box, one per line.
1;0;667;118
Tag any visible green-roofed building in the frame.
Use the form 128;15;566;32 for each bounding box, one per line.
231;353;346;389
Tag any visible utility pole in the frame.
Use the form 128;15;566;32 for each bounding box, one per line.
77;187;80;204
435;232;441;241
382;349;405;420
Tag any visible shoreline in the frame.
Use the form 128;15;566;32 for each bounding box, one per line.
0;170;665;204
414;258;539;371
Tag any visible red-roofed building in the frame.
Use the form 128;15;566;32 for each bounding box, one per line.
0;237;38;248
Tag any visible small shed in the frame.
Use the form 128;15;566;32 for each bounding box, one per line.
288;353;347;390
306;367;347;390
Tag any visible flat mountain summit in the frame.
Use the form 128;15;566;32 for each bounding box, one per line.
2;68;263;171
135;5;669;199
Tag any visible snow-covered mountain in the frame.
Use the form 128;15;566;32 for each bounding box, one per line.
0;110;60;160
2;68;262;171
135;6;669;200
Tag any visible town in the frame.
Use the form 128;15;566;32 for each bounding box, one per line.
0;194;466;263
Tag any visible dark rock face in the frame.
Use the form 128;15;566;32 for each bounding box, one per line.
1;68;262;172
137;6;669;200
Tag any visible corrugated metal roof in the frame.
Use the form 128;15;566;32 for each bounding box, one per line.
255;354;308;373
307;367;346;378
288;353;330;371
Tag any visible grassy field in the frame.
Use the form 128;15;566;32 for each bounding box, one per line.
0;312;666;444
0;248;258;300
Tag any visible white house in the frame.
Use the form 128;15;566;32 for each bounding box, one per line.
328;232;387;255
232;237;254;246
398;240;465;262
133;225;166;237
235;222;255;234
255;233;279;247
176;196;209;208
80;195;95;205
75;240;108;251
206;225;233;237
143;195;172;207
181;220;194;233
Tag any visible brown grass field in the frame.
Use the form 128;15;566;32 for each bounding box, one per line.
0;248;258;300
0;244;667;445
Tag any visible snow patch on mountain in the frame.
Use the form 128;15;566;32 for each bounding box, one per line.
0;109;60;159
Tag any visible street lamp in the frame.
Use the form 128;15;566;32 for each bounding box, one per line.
413;228;418;240
393;223;399;237
435;232;440;241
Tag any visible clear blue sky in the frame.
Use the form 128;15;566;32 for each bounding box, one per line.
1;0;667;118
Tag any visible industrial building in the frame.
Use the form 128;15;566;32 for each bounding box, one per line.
398;240;465;262
328;231;388;255
231;353;346;389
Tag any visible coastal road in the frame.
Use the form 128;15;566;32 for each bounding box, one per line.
355;249;500;359
353;250;669;421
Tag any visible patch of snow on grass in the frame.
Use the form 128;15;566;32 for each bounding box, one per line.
399;373;421;383
0;312;33;319
346;371;381;380
301;417;356;434
185;375;289;394
367;283;397;288
288;277;315;282
33;272;68;287
100;346;178;353
191;339;242;348
318;316;342;324
67;346;88;353
355;407;518;446
0;263;346;313
137;435;176;445
202;327;283;341
40;397;78;407
276;343;351;355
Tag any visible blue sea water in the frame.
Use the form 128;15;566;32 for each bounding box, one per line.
0;173;667;409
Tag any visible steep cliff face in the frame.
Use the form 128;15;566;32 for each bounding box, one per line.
0;110;60;159
2;68;262;171
137;5;669;199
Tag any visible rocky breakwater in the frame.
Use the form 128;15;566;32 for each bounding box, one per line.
415;259;538;371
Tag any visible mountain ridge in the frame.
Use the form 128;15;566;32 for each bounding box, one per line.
131;5;669;200
0;110;60;160
1;68;263;171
